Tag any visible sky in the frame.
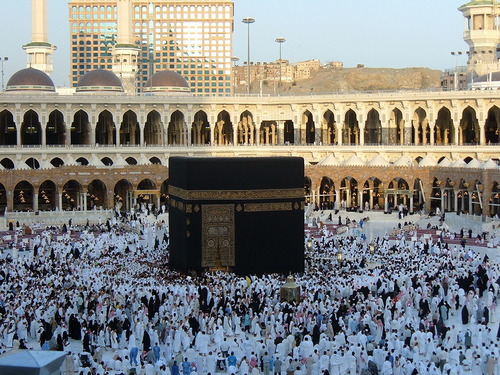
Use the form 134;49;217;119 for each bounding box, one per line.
1;0;469;87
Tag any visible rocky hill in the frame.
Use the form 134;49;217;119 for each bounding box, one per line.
237;67;442;94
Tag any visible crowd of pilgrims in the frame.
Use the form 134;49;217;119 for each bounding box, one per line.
0;213;499;375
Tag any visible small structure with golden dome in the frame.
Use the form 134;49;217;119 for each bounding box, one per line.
279;275;301;302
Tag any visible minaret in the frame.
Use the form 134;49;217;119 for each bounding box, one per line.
23;0;56;75
459;0;500;75
113;0;140;93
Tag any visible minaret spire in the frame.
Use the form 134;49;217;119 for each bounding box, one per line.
113;0;140;93
23;0;57;75
459;0;500;76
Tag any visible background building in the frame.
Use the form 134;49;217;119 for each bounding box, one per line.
68;0;234;93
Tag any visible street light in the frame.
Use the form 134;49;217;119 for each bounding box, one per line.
450;51;463;90
275;37;286;90
242;17;255;94
1;57;8;91
231;56;239;93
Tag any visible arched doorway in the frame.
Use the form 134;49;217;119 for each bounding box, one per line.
322;110;336;145
389;108;404;144
490;181;500;217
38;180;57;211
365;109;381;144
120;110;140;145
460;106;479;144
259;122;277;144
237;111;253;145
362;177;383;210
114;179;133;213
215;111;233;145
435;107;453;145
343;110;359;145
95;110;116;145
21;110;42;145
168;110;186;145
14;181;34;211
46;110;65;145
144;110;164;145
319;176;335;210
62;180;82;211
284;120;294;144
340;177;358;209
303;111;315;144
485;106;500;144
0;183;7;213
0;110;16;146
87;180;107;210
71;110;91;145
412;108;428;145
191;111;210;145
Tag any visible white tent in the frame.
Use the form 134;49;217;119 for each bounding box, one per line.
0;350;66;375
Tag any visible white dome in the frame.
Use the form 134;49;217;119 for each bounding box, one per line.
438;157;451;167
418;155;436;167
451;159;466;167
367;154;390;166
318;154;340;166
482;159;498;169
393;155;414;167
465;158;481;168
343;155;365;166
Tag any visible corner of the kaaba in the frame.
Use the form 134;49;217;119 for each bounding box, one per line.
168;156;305;276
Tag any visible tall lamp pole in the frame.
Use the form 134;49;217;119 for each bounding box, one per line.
230;56;239;93
242;17;255;94
450;51;463;90
275;37;286;90
1;57;8;91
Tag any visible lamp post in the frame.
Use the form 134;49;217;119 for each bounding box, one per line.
242;17;255;94
450;51;463;90
275;37;286;90
231;56;239;93
1;57;8;91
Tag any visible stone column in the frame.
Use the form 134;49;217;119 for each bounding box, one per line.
359;124;365;146
58;192;62;211
83;193;88;211
429;122;435;145
33;193;39;212
479;124;485;145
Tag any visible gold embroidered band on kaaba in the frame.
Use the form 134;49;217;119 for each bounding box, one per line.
168;185;304;201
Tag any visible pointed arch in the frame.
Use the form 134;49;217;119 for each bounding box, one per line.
215;110;234;145
14;181;34;212
114;179;133;213
435;107;453;145
120;110;140;145
343;109;359;145
168;110;186;145
191;110;211;145
412;107;428;145
237;110;253;145
0;110;17;146
485;105;500;144
95;110;116;145
365;109;382;144
302;110;315;144
388;108;404;145
144;110;164;146
62;180;82;211
38;180;57;211
46;110;66;145
21;110;42;146
71;110;91;145
87;179;107;210
460;106;479;144
322;110;336;145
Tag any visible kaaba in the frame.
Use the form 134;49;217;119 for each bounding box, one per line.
168;156;304;275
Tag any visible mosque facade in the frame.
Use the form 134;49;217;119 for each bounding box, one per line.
0;0;499;218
